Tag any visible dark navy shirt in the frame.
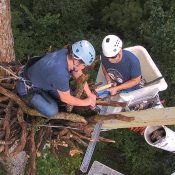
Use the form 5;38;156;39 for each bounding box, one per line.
27;48;71;92
101;50;141;90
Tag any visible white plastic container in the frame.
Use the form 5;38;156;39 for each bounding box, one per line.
144;125;175;153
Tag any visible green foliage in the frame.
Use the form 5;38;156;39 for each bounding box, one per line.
101;0;143;41
37;148;82;175
94;129;175;175
0;162;6;175
139;0;175;105
12;4;61;62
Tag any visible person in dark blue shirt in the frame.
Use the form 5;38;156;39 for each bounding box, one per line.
16;40;96;118
101;35;141;95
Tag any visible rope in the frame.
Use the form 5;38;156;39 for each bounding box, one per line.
0;65;32;89
0;65;19;79
0;76;16;81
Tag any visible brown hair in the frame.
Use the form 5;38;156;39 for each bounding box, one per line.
64;44;72;55
64;44;86;65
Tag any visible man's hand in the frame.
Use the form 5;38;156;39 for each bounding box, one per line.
108;86;118;96
88;92;97;108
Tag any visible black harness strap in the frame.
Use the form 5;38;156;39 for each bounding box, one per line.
23;55;44;81
25;56;44;69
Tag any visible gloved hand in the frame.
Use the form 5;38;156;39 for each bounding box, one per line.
130;127;146;135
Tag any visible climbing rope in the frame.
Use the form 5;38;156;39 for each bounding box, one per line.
0;65;32;89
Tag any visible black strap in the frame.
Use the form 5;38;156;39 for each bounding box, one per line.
25;55;44;69
144;76;164;86
23;55;45;81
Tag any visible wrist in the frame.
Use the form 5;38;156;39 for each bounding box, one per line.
107;80;111;84
84;97;91;106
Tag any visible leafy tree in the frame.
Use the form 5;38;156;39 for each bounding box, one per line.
12;4;61;62
139;0;175;105
94;129;175;175
101;0;143;41
37;148;82;175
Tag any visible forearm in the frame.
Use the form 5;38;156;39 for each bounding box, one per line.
84;82;93;97
58;90;90;106
102;64;111;83
115;76;141;91
63;95;90;106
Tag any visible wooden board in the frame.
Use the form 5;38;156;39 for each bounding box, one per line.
102;107;175;129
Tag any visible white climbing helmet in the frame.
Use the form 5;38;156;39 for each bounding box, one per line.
72;40;96;65
102;35;123;57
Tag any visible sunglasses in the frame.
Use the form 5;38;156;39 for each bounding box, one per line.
106;53;119;59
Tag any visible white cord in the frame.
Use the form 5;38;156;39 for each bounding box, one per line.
0;65;32;89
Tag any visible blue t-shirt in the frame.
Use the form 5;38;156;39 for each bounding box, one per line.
27;48;71;92
101;50;141;90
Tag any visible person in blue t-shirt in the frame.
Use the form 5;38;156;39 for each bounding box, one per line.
16;40;96;118
101;35;141;95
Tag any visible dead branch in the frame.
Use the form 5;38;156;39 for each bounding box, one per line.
61;130;73;140
64;139;83;157
0;145;5;153
0;83;15;90
66;74;89;112
96;99;126;107
0;130;5;140
69;147;83;157
0;85;36;114
71;129;115;143
0;85;87;123
50;140;68;148
88;113;135;124
3;100;13;155
71;129;91;141
0;140;12;145
71;135;88;147
58;128;69;137
10;108;27;157
50;112;87;124
98;137;115;143
37;127;52;154
0;96;9;102
27;127;36;175
0;69;134;174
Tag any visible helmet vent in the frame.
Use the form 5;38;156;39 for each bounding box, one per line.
89;52;93;63
80;41;83;47
76;49;79;53
106;38;110;43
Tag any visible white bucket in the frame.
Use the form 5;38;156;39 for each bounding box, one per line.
144;125;175;153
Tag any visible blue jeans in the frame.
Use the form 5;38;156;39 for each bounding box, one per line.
16;80;59;118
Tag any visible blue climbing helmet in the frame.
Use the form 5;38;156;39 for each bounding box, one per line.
72;40;96;65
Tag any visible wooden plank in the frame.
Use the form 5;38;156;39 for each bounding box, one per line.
95;83;113;92
102;107;175;129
